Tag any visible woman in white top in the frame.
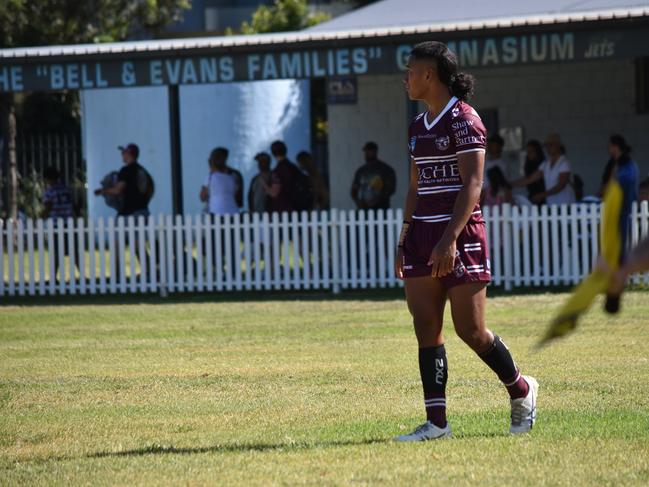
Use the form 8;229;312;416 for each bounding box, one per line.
199;147;240;215
513;133;575;205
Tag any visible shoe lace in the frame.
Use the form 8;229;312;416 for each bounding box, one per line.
511;402;525;426
412;422;431;434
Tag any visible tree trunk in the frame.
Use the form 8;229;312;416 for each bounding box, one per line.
0;93;17;219
8;102;17;220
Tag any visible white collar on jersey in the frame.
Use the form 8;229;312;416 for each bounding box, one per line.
423;96;458;131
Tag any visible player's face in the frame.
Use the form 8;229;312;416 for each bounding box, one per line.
608;142;621;159
121;150;134;164
404;57;436;100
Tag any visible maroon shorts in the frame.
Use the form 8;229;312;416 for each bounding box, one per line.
402;220;491;288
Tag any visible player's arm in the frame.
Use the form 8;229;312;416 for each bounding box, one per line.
264;174;281;198
429;150;484;278
350;171;361;206
542;172;570;196
200;185;208;202
96;181;126;196
512;170;542;188
234;172;244;208
395;159;418;279
41;194;53;219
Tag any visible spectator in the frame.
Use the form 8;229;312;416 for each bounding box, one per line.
219;147;243;209
200;147;240;216
94;143;154;273
485;134;507;184
524;140;546;205
248;152;272;213
602;135;639;242
639;177;649;202
297;151;329;210
482;166;513;207
513;134;575;205
599;134;639;198
265;140;301;213
351;141;396;210
94;143;154;217
42;166;78;280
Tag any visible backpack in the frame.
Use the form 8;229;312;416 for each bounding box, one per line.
100;171;124;211
135;165;155;204
289;163;314;212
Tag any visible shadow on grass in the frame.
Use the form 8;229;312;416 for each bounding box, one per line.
0;284;593;308
86;438;388;459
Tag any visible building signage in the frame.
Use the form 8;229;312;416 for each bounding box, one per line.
1;27;647;93
327;77;357;104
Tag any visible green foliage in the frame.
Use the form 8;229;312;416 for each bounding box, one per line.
236;0;331;34
0;0;192;47
16;169;44;220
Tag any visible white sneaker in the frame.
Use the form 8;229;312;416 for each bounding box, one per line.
394;421;452;442
509;375;539;434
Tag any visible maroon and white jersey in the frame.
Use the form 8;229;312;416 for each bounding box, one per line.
408;96;487;224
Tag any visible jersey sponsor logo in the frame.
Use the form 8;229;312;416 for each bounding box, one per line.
418;163;460;182
456;134;484;147
409;136;417;152
435;135;450;151
435;358;445;385
451;119;475;130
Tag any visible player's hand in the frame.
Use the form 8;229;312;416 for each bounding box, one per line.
428;237;456;278
94;188;103;196
531;193;545;204
395;247;405;280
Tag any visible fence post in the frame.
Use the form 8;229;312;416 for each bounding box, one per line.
158;214;168;298
502;204;512;291
331;209;341;294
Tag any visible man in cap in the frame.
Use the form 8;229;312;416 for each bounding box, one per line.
351;141;396;210
94;143;153;217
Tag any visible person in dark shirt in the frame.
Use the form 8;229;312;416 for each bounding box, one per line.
351;142;396;210
297;151;329;210
599;134;639;201
524;140;546;205
94;143;151;217
248;152;272;213
265;140;298;213
94;143;153;271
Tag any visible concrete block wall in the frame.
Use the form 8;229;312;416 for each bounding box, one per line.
471;60;649;195
327;74;410;210
326;61;649;209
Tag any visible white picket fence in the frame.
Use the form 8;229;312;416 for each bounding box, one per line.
1;203;648;298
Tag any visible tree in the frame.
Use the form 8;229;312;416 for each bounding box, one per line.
0;0;191;218
0;0;191;47
232;0;330;35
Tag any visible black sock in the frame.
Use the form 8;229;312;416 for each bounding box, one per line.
477;335;528;399
418;345;447;428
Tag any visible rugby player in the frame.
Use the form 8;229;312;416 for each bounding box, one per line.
394;41;538;441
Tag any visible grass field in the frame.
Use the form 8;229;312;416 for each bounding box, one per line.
1;290;649;486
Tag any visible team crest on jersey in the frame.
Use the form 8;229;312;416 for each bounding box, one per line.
451;107;460;117
409;136;417;152
453;251;466;277
435;135;450;151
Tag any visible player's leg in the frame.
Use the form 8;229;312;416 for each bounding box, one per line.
448;282;538;433
395;276;451;441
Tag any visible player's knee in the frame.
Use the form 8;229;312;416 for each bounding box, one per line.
457;327;491;351
412;317;443;346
